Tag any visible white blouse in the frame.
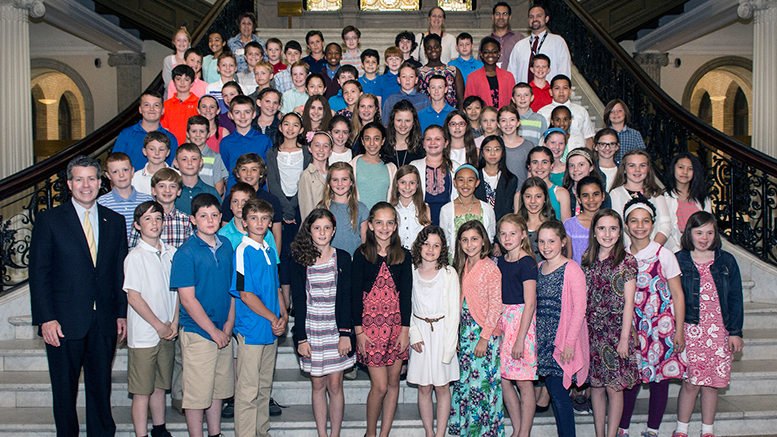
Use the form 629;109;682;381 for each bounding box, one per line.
396;200;426;250
277;150;304;197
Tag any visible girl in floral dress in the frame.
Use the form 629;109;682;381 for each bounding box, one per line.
351;202;412;437
439;164;496;260
581;209;640;437
290;209;356;437
672;212;744;437
620;198;686;437
448;220;503;437
496;214;538;437
535;220;589;437
408;226;460;437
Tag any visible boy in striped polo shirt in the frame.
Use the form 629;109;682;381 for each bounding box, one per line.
97;152;153;244
512;82;548;148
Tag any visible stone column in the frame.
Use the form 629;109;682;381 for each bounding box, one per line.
0;0;45;179
108;52;146;113
739;0;777;157
633;52;669;86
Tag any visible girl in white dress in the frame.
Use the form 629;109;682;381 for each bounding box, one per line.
408;226;460;437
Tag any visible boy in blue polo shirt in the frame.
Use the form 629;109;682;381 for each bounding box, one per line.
377;46;403;103
219;95;273;191
358;49;381;97
170;193;234;437
448;32;483;84
114;92;178;168
381;62;430;124
98;152;153;244
418;75;454;131
231;198;287;437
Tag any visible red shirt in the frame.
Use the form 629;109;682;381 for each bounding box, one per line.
272;62;287;74
161;93;199;146
530;81;552;113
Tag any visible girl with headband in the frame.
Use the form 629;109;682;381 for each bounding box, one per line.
620;198;686;437
439;164;496;259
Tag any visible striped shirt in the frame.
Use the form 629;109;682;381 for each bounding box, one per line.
341;50;364;76
128;207;193;249
676;199;701;233
519;108;548;148
97;188;153;243
200;145;229;189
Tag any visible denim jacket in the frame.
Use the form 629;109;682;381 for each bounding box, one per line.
676;249;743;337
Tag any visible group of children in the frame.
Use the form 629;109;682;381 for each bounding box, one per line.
101;16;744;437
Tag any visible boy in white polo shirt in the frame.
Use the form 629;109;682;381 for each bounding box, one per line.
124;201;178;437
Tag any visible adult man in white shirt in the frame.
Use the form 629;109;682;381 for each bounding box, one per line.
507;5;571;84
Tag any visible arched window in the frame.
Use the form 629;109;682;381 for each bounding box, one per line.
58;96;72;140
698;92;712;125
733;87;748;136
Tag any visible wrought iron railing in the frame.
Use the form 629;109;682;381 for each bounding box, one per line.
0;0;252;293
545;0;777;266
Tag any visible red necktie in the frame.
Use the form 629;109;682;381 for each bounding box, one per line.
528;36;539;82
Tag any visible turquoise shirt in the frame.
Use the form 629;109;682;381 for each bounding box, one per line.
355;158;389;210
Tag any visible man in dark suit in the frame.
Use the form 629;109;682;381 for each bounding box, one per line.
29;155;129;437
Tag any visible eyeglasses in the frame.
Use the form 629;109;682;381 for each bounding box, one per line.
448;121;467;127
596;142;619;149
493;12;509;17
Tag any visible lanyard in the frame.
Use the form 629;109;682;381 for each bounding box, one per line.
531;32;548;56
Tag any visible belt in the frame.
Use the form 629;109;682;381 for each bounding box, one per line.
414;314;444;331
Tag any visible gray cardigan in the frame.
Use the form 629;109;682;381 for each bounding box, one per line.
265;146;313;221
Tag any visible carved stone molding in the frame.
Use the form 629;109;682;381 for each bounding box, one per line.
738;0;777;18
633;52;669;85
0;0;46;18
108;52;146;68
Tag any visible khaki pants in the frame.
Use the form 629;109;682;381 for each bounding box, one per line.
234;333;277;437
180;328;234;410
171;337;183;400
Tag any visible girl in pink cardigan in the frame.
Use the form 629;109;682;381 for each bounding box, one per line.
536;220;589;437
448;220;504;436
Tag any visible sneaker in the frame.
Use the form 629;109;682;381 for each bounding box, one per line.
572;394;592;415
700;434;714;437
672;433;688;437
221;398;234;419
618;430;629;437
640;431;658;437
269;397;284;416
343;367;358;380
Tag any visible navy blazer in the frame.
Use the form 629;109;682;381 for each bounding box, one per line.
290;248;354;355
29;201;128;340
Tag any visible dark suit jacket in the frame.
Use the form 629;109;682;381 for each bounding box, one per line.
29;201;128;340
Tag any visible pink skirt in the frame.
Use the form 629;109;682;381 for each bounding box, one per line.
500;304;538;380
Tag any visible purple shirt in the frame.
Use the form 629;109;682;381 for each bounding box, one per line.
491;29;524;72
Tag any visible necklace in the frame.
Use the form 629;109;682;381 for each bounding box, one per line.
458;196;477;214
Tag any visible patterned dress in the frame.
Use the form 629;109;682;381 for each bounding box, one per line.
418;64;459;108
683;260;732;388
448;300;504;437
300;252;357;376
358;261;409;367
633;245;686;382
585;252;641;389
536;262;566;377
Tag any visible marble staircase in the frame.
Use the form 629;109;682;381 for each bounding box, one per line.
2;286;777;436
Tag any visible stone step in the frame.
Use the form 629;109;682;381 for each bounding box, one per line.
1;393;777;436
2;358;777;409
742;302;777;330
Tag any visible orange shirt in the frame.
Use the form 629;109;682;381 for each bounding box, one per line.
161;93;199;146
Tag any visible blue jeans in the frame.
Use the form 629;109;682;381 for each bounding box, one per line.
546;375;576;437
